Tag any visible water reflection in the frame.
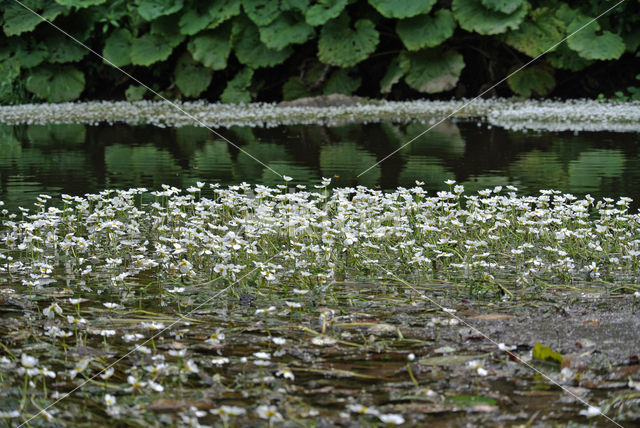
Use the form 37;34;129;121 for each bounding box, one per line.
0;121;639;212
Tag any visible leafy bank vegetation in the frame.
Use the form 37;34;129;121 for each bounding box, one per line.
0;0;639;104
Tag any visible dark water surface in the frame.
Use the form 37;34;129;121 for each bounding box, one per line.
1;120;639;211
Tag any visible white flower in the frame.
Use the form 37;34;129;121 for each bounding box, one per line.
253;352;271;360
21;354;38;368
211;357;229;366
272;337;286;345
347;404;379;416
100;367;114;380
283;175;293;182
256;405;282;421
579;406;602;418
379;413;405;425
43;302;63;319
104;394;116;406
445;179;456;185
276;367;295;380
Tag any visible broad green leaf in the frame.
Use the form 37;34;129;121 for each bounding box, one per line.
566;16;625;61
188;25;231;70
452;0;527;35
150;16;186;48
221;67;253;104
621;27;640;53
405;48;465;93
3;0;67;36
207;0;241;29
103;28;132;67
54;0;105;7
323;69;361;95
282;0;311;12
26;64;85;102
368;0;436;19
318;13;379;67
179;6;215;36
282;77;310;100
396;9;456;51
259;12;315;50
233;20;293;68
14;39;48;68
125;85;147;101
504;8;564;57
380;53;409;93
546;43;592;71
0;57;20;103
507;65;555;97
305;0;348;26
174;54;212;98
480;0;522;14
532;342;562;364
137;0;183;21
45;33;87;63
243;0;280;26
131;33;174;66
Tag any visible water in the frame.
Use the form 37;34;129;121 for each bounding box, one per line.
1;120;639;212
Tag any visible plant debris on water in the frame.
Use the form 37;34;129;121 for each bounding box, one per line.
1;180;639;426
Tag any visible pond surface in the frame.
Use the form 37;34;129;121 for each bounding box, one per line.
1;120;639;212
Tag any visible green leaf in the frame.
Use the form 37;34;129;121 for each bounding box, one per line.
151;16;186;48
187;25;231;70
243;0;280;26
282;0;311;12
621;27;640;53
396;9;456;51
178;4;216;35
26;64;85;102
174;54;212;98
54;0;106;7
221;67;253;104
504;8;564;57
546;43;592;71
318;13;379;67
259;12;315;50
452;0;527;35
125;85;147;101
207;0;241;29
480;0;522;14
507;65;555;97
380;53;409;93
45;33;87;63
532;342;563;364
233;19;293;68
0;57;21;102
368;0;436;19
305;0;348;26
103;28;132;67
445;395;497;407
14;38;48;68
282;77;310;100
566;16;625;61
131;33;174;66
323;69;361;95
405;48;465;93
3;0;68;36
137;0;183;21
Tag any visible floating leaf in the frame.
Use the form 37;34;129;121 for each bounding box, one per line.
507;65;555;98
282;77;310;100
379;53;409;93
452;0;527;35
546;43;592;71
207;0;241;29
103;28;132;67
323;69;361;95
305;0;348;26
566;16;625;61
26;64;85;102
396;9;456;51
125;85;147;101
233;19;292;68
220;67;253;104
405;48;465;93
188;25;231;70
137;0;183;21
445;394;497;407
480;0;522;14
504;8;564;57
174;54;212;98
3;0;67;36
318;13;379;67
259;12;315;50
131;33;174;66
368;0;436;19
532;342;563;364
45;33;87;63
243;0;280;26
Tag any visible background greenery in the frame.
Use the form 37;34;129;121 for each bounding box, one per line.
0;0;639;104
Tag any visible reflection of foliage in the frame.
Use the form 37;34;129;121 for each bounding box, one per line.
568;149;625;190
319;141;380;187
105;145;183;187
0;0;637;103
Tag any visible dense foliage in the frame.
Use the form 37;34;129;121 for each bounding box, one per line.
0;0;639;104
